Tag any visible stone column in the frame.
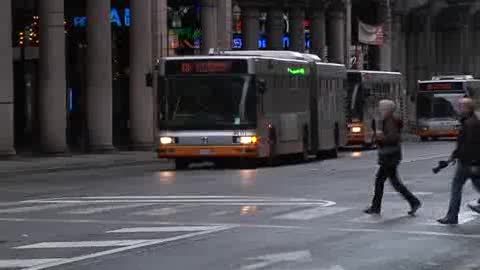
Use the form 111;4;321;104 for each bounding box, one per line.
38;0;67;153
86;0;114;152
289;7;305;52
0;0;15;156
391;12;406;74
242;6;260;50
345;0;352;67
201;0;218;54
328;6;345;64
130;0;154;149
217;0;232;49
152;0;168;58
310;5;326;58
267;8;284;50
378;0;392;71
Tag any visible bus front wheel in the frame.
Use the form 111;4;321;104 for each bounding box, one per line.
420;136;428;142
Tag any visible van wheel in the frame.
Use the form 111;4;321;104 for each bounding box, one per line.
175;159;189;170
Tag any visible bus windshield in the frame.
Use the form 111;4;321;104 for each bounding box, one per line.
347;83;364;121
160;75;256;130
417;92;463;119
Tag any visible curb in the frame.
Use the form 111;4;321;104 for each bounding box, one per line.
0;159;172;178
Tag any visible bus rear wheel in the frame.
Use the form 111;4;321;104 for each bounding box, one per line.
175;159;190;170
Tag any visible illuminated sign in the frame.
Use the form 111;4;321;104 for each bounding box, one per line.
419;82;464;91
73;8;131;28
288;68;306;75
166;60;249;75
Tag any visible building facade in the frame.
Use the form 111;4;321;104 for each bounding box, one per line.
1;0;402;156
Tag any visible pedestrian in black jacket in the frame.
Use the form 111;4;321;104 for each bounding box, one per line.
438;98;480;224
364;99;422;215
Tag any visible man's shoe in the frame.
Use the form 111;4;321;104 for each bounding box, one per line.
364;207;381;215
408;201;422;216
437;217;458;225
468;203;480;214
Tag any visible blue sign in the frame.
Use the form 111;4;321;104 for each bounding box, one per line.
73;8;131;28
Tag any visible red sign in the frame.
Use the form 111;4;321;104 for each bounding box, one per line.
180;62;232;74
426;83;453;90
419;82;463;91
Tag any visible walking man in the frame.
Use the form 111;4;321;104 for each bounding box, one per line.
438;98;480;224
364;99;422;215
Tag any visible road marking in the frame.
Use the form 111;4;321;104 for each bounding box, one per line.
0;259;64;268
426;211;480;226
238;250;312;270
64;203;156;215
15;240;152;249
0;203;81;214
274;207;351;220
384;192;434;196
23;226;234;270
0;217;302;229
132;207;185;216
107;226;223;233
331;228;480;238
22;196;336;207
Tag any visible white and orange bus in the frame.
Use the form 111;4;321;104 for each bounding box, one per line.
345;70;405;148
415;75;480;141
156;51;347;169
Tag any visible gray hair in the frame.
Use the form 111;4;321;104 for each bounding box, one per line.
379;99;396;112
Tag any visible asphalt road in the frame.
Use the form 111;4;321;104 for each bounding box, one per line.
2;141;480;270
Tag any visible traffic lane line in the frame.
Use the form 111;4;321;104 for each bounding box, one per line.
0;259;64;269
330;228;480;239
22;226;234;270
107;226;224;233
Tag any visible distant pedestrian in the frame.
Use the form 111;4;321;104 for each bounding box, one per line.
438;98;480;224
364;99;422;215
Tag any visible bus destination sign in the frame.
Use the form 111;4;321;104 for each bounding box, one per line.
419;82;464;91
166;60;248;75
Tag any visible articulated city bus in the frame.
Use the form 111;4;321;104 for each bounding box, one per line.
345;70;405;147
416;75;480;141
157;51;347;169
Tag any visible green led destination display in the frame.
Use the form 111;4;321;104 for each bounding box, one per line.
287;67;306;76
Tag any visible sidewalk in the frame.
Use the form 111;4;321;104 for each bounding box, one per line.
0;151;171;177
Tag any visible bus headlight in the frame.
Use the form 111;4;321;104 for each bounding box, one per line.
238;136;258;145
351;127;362;133
160;137;175;145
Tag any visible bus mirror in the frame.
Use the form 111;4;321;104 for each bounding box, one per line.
257;79;267;95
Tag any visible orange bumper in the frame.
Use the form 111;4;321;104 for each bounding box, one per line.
157;145;258;159
347;133;365;145
416;130;459;138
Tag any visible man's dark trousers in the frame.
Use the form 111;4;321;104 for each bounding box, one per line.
445;163;480;220
371;164;420;211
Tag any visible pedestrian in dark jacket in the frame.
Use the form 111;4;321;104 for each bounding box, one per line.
364;99;422;215
438;98;480;224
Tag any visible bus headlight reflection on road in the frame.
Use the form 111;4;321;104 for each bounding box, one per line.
160;137;174;145
351;127;362;133
351;152;362;158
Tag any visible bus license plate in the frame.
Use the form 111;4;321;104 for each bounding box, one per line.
199;149;212;156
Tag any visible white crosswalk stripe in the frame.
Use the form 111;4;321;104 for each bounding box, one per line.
107;226;224;233
274;207;351;221
0;203;83;214
0;259;65;269
132;206;188;216
63;203;156;215
15;240;151;249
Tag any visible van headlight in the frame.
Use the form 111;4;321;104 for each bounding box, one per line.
160;137;175;145
351;127;362;133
